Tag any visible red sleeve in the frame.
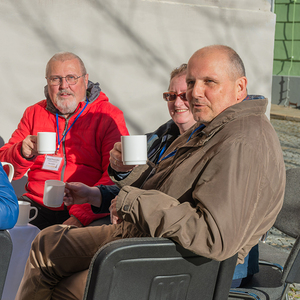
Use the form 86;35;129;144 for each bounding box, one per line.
68;203;109;226
69;100;129;226
0;107;37;179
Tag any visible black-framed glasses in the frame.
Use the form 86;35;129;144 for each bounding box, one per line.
46;74;85;86
163;92;187;102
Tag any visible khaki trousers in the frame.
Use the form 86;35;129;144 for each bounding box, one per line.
15;222;145;300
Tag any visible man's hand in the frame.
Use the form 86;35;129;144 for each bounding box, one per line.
64;182;102;207
109;142;135;172
109;197;123;224
22;135;38;159
63;216;83;227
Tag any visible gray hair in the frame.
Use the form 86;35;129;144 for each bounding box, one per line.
45;52;87;77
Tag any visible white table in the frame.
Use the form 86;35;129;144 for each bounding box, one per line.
2;224;40;300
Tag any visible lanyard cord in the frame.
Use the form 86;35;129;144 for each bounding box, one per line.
157;144;167;162
187;124;205;142
56;99;89;151
158;124;205;164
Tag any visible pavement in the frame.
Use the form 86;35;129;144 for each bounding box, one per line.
270;106;300;170
271;104;300;122
265;105;300;299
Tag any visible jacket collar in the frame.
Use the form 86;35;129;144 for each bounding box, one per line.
176;96;267;146
44;80;101;115
156;97;268;164
201;96;267;138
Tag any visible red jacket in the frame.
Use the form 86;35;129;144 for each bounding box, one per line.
0;82;129;226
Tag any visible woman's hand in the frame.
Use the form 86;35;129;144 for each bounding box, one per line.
109;142;135;172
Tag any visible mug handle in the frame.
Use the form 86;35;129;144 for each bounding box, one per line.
29;207;38;222
1;162;14;182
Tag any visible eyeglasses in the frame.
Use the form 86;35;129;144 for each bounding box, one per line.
46;74;85;86
163;92;187;102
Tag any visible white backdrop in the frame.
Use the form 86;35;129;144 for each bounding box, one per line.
0;0;275;142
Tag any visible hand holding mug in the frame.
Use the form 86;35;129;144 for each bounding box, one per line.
22;132;56;158
109;142;135;173
22;135;38;159
63;182;102;207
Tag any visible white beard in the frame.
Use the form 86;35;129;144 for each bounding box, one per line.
54;96;79;115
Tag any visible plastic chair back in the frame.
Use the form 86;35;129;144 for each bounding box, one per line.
274;167;300;238
0;230;13;299
83;237;237;300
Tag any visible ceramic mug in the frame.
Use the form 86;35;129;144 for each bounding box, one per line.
37;132;56;154
1;162;14;182
121;135;147;165
16;201;38;226
43;180;65;208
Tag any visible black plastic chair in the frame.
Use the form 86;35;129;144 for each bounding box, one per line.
229;167;300;300
0;230;13;299
83;237;238;300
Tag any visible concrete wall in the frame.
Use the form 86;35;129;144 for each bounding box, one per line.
272;75;300;106
0;0;275;141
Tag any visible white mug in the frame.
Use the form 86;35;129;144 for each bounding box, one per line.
37;132;56;154
121;135;147;165
1;162;14;182
16;201;38;226
43;180;65;208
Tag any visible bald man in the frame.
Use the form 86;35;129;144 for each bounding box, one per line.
16;45;285;300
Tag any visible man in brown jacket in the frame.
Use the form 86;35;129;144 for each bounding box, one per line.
16;45;285;300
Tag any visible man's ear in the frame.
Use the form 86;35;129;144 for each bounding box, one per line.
236;76;247;102
84;74;89;89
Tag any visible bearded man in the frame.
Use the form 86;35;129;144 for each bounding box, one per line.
0;52;129;229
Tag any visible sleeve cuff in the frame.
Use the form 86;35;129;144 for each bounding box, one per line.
107;164;131;181
91;185;120;214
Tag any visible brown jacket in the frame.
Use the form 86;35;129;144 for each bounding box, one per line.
113;98;286;264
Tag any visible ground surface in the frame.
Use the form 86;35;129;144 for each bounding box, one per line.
264;118;300;299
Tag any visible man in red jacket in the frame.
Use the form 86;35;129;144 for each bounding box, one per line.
0;52;129;229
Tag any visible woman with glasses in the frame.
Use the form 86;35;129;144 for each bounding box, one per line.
147;63;196;164
64;63;196;212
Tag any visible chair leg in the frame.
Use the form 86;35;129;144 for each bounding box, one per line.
280;283;290;300
229;290;260;300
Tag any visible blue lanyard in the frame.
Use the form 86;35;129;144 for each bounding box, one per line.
157;144;167;162
158;124;205;164
56;99;89;151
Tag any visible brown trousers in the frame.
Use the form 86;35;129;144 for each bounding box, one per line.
15;222;146;300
